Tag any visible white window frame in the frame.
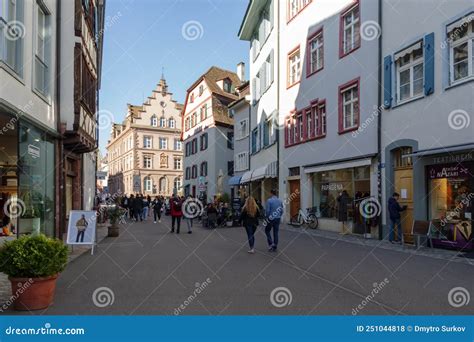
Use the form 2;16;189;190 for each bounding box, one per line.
288;48;301;87
34;2;50;98
159;137;168;150
143;156;152;169
341;84;359;130
237;119;249;140
143;136;152;149
174;157;182;170
144;177;152;192
174;138;182;150
159;117;166;127
396;44;424;104
151;116;158;127
288;0;300;21
309;32;323;74
342;5;360;55
449;20;474;84
169;118;175;128
1;0;24;76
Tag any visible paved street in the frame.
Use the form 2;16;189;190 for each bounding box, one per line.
13;217;474;315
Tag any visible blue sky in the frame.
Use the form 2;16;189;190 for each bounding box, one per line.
99;0;249;153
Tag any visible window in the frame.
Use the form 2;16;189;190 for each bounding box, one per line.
319;102;327;136
169;118;175;128
234;152;249;172
0;0;24;76
223;79;233;93
185;142;191;156
144;177;152;192
200;104;208;121
263;118;274;147
192;165;198;179
159;177;167;193
200;162;208;177
159;138;168;149
448;17;474;83
151;116;158;127
174;158;182;170
227;131;234;149
199;85;204;96
174;178;182;192
227;161;234;176
308;30;323;76
190;93;194;103
200;133;208;150
185;117;190;131
237;119;249;139
192;138;197;154
251;128;259;153
339;80;359;133
340;3;360;57
143;155;152;169
160;117;166;127
143;136;152;149
34;3;50;97
288;0;311;22
288;47;301;87
305;109;313;139
185;167;191;180
191;112;197;127
252;31;261;61
174;138;182;150
395;43;424;103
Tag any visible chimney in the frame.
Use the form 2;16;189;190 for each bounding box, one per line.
237;62;245;82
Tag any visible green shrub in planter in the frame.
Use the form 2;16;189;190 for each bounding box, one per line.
0;235;69;278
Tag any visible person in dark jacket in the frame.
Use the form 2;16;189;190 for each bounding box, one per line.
388;192;407;243
242;196;260;254
133;194;144;222
152;196;163;223
170;195;183;233
337;190;350;235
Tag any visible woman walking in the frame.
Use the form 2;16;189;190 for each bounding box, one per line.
241;196;260;254
152;196;163;223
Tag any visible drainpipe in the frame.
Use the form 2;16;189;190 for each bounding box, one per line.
377;0;383;240
276;0;280;199
56;0;63;238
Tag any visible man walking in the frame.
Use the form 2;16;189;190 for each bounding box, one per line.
264;189;283;252
170;195;183;234
152;196;163;223
387;192;407;244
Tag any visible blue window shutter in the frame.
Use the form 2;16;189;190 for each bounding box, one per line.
383;55;392;108
424;32;435;96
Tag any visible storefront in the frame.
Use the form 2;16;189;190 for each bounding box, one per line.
0;113;56;239
305;157;377;235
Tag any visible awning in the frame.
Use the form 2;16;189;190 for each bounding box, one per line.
402;143;474;158
304;158;372;174
447;14;473;33
240;171;253;184
251;166;266;181
394;41;422;61
228;176;242;186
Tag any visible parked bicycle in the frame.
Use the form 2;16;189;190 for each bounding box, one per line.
289;207;319;229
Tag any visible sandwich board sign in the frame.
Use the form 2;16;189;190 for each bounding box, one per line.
66;210;97;255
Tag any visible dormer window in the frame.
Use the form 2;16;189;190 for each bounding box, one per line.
151;116;158;127
223;79;232;93
169;118;175;128
160;117;166;127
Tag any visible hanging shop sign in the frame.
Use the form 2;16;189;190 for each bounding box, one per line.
428;163;470;179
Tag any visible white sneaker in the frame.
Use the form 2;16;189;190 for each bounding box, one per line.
159;220;161;223
247;249;255;254
154;221;156;224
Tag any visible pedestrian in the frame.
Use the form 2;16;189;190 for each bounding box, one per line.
129;194;135;220
133;193;143;222
388;192;407;244
142;195;149;221
170;195;183;233
264;189;283;252
337;190;350;235
152;196;163;223
183;195;193;234
122;195;129;219
241;196;260;254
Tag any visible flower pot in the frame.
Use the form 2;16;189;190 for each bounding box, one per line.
108;224;119;237
9;275;58;311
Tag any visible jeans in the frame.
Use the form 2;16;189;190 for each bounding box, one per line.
76;230;85;242
142;207;149;221
245;224;257;249
154;210;161;222
172;216;181;233
265;218;280;249
389;218;402;242
186;218;193;232
135;209;142;221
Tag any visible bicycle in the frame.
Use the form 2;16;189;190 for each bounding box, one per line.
289;207;319;229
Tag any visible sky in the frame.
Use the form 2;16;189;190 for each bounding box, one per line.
98;0;250;153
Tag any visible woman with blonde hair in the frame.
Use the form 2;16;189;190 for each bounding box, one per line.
241;196;260;253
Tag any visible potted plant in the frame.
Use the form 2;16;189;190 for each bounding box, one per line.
107;206;125;237
225;210;233;227
0;235;68;310
20;192;41;236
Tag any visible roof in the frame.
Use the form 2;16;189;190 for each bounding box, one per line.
238;0;268;40
127;104;143;118
187;66;241;101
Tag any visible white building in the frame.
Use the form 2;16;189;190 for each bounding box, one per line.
182;66;242;201
381;1;474;245
239;0;279;205
276;0;380;235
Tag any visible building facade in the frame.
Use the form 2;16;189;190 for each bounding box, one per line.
107;78;183;197
182;66;241;201
239;0;279;205
228;78;251;200
381;2;474;246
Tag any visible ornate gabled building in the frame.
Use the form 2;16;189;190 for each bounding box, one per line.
107;78;184;197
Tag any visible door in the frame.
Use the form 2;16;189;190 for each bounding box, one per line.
288;180;301;218
393;147;414;244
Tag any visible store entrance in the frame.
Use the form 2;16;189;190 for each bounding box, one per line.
393;148;414;244
288;180;300;217
0;114;18;239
